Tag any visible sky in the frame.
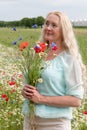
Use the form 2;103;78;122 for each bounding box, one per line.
0;0;87;21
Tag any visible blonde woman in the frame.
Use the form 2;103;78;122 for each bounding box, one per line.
22;11;86;130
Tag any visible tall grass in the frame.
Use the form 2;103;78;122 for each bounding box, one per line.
0;27;41;47
74;28;87;66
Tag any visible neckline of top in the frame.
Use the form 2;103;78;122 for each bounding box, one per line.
45;50;66;62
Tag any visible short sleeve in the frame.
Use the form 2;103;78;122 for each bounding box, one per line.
64;56;84;99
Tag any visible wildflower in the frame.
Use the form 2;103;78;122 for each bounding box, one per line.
12;41;17;45
8;81;16;85
1;94;9;102
83;111;87;115
12;27;16;31
34;44;42;53
1;94;7;98
34;42;47;53
37;78;43;83
39;42;47;52
51;42;58;50
5;97;9;102
19;41;29;51
18;36;23;41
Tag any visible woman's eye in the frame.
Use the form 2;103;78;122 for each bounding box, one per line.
45;22;49;26
52;24;57;28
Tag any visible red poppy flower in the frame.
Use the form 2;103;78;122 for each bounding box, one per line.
39;42;47;52
34;42;47;53
52;46;58;50
19;41;29;51
1;94;9;102
34;45;42;53
5;97;9;102
2;94;7;98
51;42;58;50
9;81;16;85
83;111;87;115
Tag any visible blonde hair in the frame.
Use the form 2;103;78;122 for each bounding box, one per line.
40;11;87;89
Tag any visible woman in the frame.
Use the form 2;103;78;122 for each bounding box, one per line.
22;11;86;130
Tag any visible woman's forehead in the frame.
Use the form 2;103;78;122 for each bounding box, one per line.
46;14;60;23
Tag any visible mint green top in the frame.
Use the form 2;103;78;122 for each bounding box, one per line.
35;51;84;119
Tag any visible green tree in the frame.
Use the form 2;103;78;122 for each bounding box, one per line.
36;16;45;27
20;18;32;27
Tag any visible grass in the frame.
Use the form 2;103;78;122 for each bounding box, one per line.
74;28;87;66
0;27;41;47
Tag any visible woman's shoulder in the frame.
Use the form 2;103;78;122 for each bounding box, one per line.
59;50;79;67
60;50;74;61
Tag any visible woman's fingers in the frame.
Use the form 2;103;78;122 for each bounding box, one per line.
22;84;37;99
24;84;36;90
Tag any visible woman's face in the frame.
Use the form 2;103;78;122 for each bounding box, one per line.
43;14;63;44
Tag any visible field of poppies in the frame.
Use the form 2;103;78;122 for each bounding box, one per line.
0;27;87;130
0;44;24;130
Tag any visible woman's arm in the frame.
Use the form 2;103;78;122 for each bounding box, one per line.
22;84;81;107
39;95;81;107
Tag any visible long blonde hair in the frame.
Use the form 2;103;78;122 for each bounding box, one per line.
40;11;87;89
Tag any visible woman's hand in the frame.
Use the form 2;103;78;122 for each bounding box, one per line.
22;84;43;104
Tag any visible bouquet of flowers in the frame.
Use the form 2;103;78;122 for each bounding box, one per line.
20;42;48;117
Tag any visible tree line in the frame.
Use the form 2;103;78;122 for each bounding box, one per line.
0;16;45;28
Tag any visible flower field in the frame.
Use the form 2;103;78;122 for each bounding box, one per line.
0;27;87;130
0;44;24;130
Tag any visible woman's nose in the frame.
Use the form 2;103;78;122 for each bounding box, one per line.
47;24;52;30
